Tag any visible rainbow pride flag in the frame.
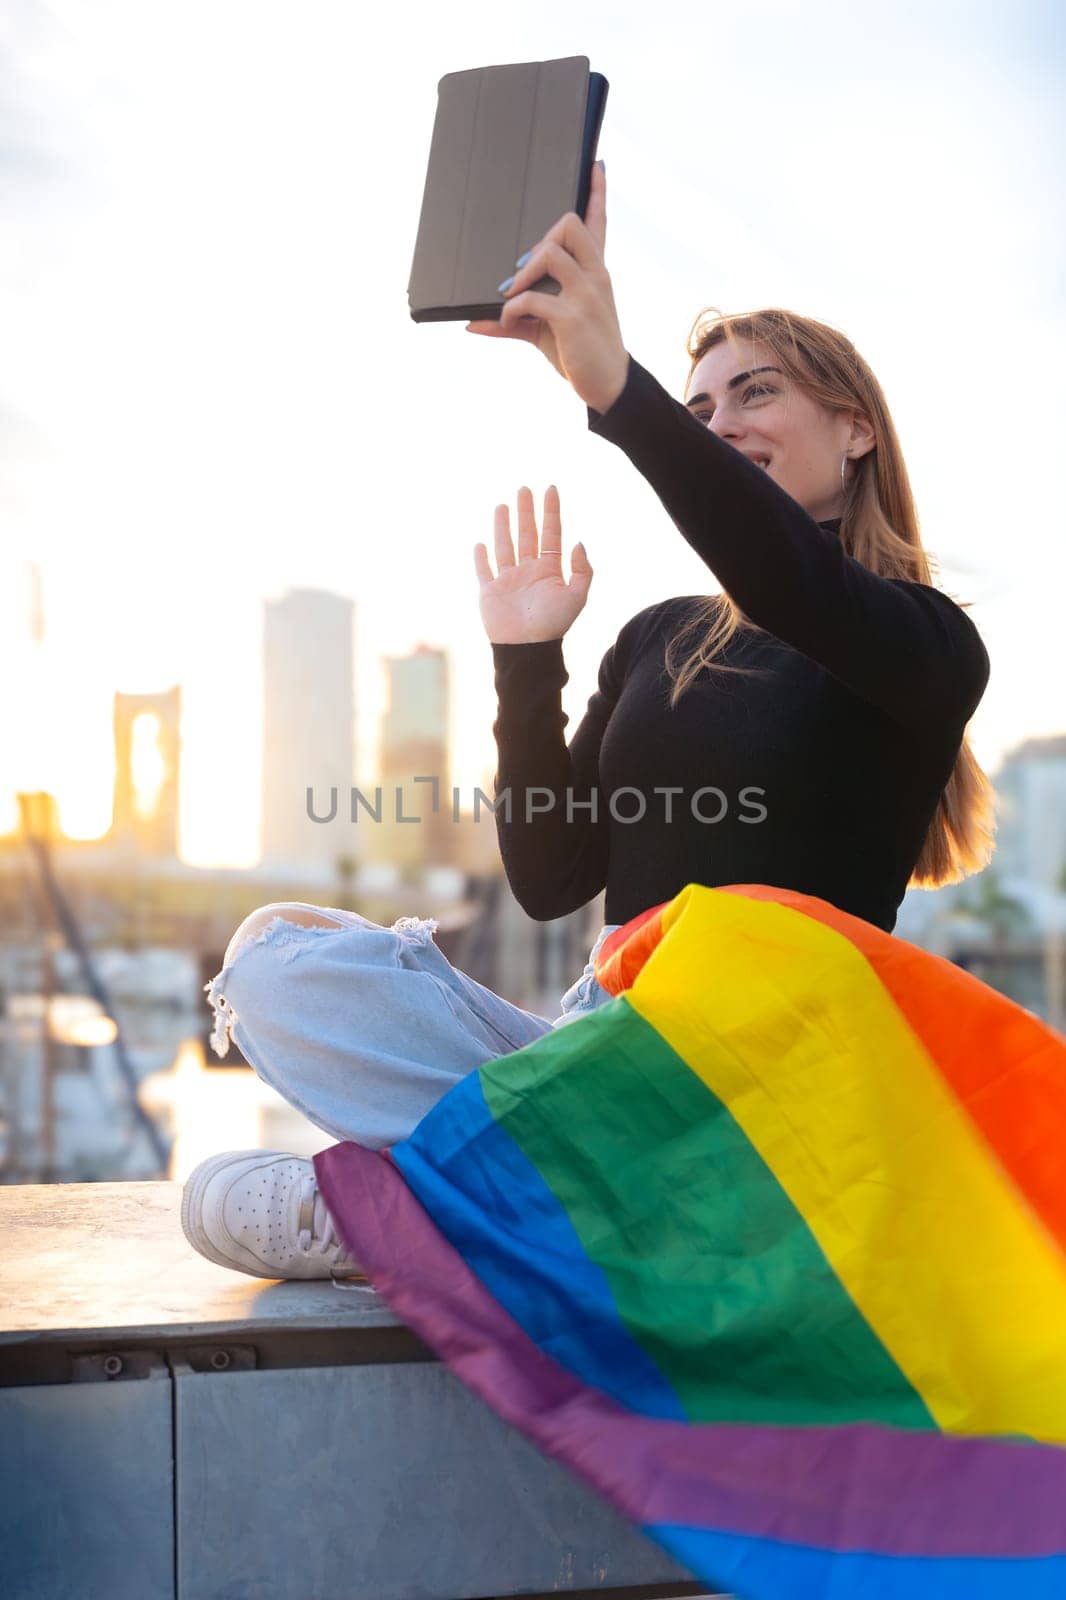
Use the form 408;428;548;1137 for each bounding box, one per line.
314;882;1066;1598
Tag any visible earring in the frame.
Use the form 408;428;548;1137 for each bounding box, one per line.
840;452;849;493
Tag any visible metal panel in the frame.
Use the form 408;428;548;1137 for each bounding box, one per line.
0;1367;174;1600
175;1360;692;1600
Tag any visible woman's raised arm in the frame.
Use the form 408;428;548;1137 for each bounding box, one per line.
491;635;618;922
584;357;990;734
466;166;988;737
476;483;609;920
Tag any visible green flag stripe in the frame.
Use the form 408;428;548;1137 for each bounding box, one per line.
481;998;933;1429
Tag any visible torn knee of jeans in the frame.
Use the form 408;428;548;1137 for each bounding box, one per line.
229;913;346;966
203;969;236;1059
390;914;440;949
261;916;344;961
204;915;347;1056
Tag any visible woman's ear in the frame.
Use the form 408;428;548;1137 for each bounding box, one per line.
848;409;877;459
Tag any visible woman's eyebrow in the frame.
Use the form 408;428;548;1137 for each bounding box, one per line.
684;366;782;408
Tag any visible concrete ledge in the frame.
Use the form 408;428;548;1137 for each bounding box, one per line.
0;1183;708;1600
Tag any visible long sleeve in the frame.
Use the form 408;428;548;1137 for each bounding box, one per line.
490;631;627;920
588;356;990;734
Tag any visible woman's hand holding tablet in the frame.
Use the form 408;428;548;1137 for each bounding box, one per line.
465;164;629;417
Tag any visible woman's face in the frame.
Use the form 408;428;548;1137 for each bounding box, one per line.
683;341;868;524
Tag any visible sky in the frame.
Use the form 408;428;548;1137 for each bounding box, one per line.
1;0;1063;865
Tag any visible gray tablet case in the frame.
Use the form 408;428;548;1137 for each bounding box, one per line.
408;56;609;324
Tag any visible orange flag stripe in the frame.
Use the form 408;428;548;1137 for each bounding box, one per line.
600;884;1066;1260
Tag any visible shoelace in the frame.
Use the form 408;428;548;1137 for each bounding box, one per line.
296;1171;349;1260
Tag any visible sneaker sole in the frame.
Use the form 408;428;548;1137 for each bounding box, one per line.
180;1147;297;1279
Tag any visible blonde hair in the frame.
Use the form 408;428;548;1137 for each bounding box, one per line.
665;305;995;888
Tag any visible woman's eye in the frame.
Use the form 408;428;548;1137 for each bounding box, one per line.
694;383;774;424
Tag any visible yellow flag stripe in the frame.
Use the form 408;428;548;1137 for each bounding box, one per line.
626;885;1066;1440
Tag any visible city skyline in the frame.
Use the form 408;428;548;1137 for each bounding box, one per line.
6;577;1063;875
3;585;471;864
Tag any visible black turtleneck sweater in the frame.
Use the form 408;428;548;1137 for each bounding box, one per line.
490;354;990;933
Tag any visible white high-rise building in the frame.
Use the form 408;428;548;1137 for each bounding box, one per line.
381;644;449;774
260;589;355;877
366;644;451;870
993;734;1066;889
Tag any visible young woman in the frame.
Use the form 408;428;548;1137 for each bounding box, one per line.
180;163;993;1281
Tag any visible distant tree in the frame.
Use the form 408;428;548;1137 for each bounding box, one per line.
334;853;358;911
952;866;1032;995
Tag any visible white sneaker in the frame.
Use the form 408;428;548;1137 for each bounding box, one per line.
180;1148;365;1280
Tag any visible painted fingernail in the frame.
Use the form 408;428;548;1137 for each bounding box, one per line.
514;249;532;269
496;275;514;294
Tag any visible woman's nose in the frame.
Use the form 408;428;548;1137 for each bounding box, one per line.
705;413;742;443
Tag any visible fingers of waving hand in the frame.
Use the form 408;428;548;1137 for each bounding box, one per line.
472;487;591;592
492;499;517;571
472;537;592;592
567;536;594;602
472;539;494;586
516;485;538;562
472;488;550;583
539;483;563;562
476;487;561;574
516;484;563;564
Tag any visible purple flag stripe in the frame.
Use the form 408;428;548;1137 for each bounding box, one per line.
314;1140;1066;1560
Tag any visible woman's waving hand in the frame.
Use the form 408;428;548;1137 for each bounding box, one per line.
474;485;593;644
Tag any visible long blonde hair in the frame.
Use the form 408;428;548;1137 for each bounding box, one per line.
665;305;995;888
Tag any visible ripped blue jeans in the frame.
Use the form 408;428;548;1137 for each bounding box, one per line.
204;904;621;1151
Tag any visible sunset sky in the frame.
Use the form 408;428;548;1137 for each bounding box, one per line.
1;0;1063;866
